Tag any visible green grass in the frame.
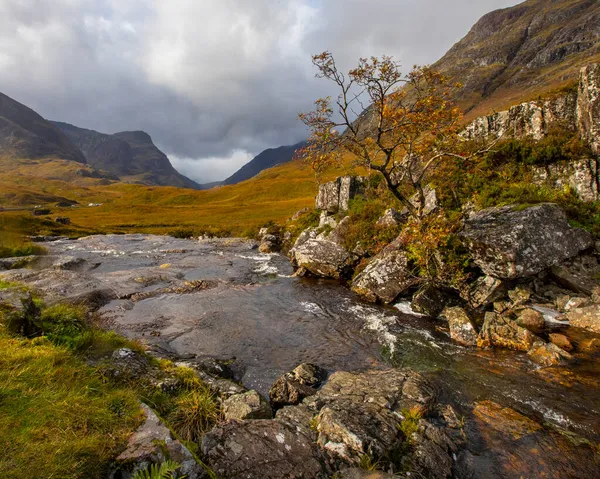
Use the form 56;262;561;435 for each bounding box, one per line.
0;328;144;478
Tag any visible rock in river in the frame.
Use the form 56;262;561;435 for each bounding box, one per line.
291;239;357;279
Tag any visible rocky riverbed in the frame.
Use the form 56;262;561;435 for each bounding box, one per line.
2;234;600;477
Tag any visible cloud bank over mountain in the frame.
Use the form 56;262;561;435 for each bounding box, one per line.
0;0;519;182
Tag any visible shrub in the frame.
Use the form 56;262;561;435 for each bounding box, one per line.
168;388;221;443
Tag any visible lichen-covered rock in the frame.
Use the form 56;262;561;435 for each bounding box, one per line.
269;363;327;409
201;419;329;479
564;304;600;333
464;275;507;309
351;249;418;303
291;239;357;279
528;341;573;367
376;208;404;227
460;204;592;279
315;176;366;213
223;390;273;421
411;285;450;318
478;312;538;351
532;159;599;202
515;308;546;334
319;210;338;228
442;306;478;346
291;227;319;252
114;404;205;479
259;233;281;253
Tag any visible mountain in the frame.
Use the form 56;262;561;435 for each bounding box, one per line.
0;92;86;163
52;122;201;189
223;141;306;186
434;0;600;118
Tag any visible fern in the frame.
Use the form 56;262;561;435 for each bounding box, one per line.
132;460;184;479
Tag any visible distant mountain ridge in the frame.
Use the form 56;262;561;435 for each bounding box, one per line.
223;141;306;186
52;121;201;189
0;92;86;163
433;0;600;118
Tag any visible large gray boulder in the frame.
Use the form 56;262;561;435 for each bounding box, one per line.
351;249;418;303
223;390;272;421
201;419;329;479
291;238;357;279
460;204;592;280
315;176;366;213
441;307;478;347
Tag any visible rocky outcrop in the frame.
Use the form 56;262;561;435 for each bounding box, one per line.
315;176;366;213
113;404;204;479
460;204;592;279
564;304;600;333
291;239;357;279
532;158;599;202
577;64;600;155
351;249;418;303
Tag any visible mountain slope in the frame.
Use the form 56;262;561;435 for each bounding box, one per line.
434;0;600;118
223;141;306;186
0;92;86;163
52;122;201;190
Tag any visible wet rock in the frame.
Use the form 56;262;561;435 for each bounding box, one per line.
201;419;329;479
269;363;327;409
315;176;366;213
478;312;538;351
528;341;573;367
564;304;600;333
376;208;404;227
52;256;86;271
473;400;542;439
441;306;478;347
223;390;272;421
352;249;418;303
411;285;451;318
465;275;507;309
556;295;591;313
515;308;546;334
114;403;204;479
291;239;357;279
549;333;574;352
460;204;592;279
259;233;281;253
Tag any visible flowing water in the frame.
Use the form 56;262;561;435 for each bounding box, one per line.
34;235;600;477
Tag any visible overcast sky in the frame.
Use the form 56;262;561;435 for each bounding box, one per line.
0;0;521;183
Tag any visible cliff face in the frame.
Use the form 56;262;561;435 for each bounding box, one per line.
52;122;201;189
435;0;600;118
0;92;86;163
463;64;600;152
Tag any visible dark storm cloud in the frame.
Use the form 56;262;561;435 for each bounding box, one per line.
0;0;521;182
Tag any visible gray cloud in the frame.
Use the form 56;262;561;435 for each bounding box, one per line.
0;0;521;182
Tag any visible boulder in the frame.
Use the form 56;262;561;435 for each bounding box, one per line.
352;249;418;303
464;275;508;309
564;304;600;333
269;363;327;409
411;285;450;318
291;239;357;279
441;306;478;347
406;186;439;217
223;390;272;421
315;176;366;213
291;227;319;251
549;333;574;352
478;312;538;351
54;216;71;225
460;204;592;279
549;264;598;296
515;308;546;334
114;404;204;479
201;419;329;479
528;341;573;367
